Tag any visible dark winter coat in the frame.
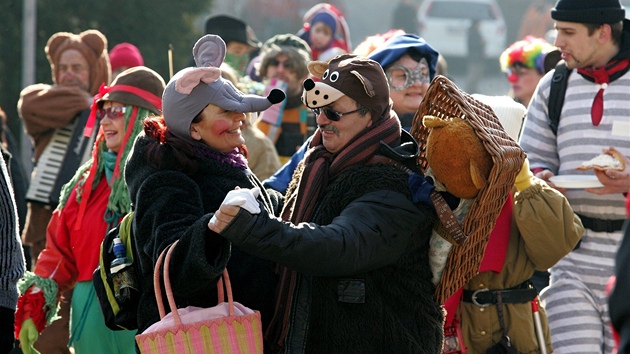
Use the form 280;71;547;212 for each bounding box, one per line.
220;140;444;353
125;134;283;335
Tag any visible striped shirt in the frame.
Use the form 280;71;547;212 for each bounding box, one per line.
0;152;25;310
520;69;630;275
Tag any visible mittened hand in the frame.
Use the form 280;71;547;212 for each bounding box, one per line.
515;158;535;192
19;318;40;354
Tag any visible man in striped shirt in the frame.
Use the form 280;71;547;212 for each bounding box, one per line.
519;0;630;352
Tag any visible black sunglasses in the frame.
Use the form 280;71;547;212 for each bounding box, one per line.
311;107;362;121
267;58;294;69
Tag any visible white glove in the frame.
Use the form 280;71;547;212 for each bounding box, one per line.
209;187;261;227
223;187;261;214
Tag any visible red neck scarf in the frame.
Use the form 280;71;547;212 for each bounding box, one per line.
577;58;630;126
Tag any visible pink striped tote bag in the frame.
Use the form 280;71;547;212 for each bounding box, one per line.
136;240;264;353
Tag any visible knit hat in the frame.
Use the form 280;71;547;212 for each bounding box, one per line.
97;66;165;114
204;14;261;48
500;36;557;74
551;0;625;24
45;29;111;95
303;54;391;122
311;12;337;35
368;34;440;81
260;33;312;66
109;43;144;72
163;35;285;144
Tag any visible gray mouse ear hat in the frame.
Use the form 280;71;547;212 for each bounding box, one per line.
162;34;285;143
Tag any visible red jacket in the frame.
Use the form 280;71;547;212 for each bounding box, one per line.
35;176;114;292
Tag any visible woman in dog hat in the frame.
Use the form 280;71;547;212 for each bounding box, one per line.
15;66;165;354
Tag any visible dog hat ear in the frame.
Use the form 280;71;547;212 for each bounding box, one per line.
307;60;329;79
350;70;375;97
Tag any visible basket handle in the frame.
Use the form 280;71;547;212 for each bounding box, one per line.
154;240;236;325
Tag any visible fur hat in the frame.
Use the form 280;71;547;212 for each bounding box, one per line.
551;0;625;24
45;29;111;95
368;34;440;81
302;54;391;122
109;43;144;72
163;35;285;144
97;66;165;114
204;14;261;48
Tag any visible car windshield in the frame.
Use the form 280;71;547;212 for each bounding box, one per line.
427;2;496;20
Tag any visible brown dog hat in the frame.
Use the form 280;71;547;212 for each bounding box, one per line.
302;54;391;122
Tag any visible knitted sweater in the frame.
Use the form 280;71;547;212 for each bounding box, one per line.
0;147;26;310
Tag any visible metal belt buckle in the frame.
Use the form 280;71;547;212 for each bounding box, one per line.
471;288;490;307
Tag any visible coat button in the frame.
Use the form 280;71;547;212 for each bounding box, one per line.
481;331;486;335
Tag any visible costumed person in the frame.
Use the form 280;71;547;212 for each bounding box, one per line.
18;29;110;353
14;66;165;354
297;3;351;61
1;145;26;354
109;43;144;80
125;35;286;351
262;32;441;194
209;54;444;353
519;0;630;352
254;34;315;164
499;36;560;106
426;95;583;354
369;33;440;131
609;181;630;354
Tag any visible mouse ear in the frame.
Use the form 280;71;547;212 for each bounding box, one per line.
193;34;226;68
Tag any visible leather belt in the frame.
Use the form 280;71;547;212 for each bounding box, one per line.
462;281;537;307
576;213;625;233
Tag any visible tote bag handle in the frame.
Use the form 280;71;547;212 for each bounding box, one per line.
153;240;235;326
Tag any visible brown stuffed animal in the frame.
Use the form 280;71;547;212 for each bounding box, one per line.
423;115;493;199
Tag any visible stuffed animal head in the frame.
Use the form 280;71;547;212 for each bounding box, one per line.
301;54;390;122
162;34;285;144
424;115;493;199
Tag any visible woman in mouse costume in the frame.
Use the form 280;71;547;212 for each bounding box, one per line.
125;35;286;346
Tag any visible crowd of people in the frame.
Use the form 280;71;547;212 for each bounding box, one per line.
1;0;630;353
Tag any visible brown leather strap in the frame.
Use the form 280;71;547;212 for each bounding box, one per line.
430;191;467;245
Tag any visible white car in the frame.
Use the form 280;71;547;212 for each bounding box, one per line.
417;0;507;61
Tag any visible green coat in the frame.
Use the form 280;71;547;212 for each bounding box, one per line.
459;180;583;354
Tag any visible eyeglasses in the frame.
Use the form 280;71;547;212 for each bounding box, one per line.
98;106;127;120
385;58;431;91
267;58;295;70
312;107;362;121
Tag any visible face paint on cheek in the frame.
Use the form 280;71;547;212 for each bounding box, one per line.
211;119;233;135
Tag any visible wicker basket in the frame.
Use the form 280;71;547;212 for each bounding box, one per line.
410;75;525;304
